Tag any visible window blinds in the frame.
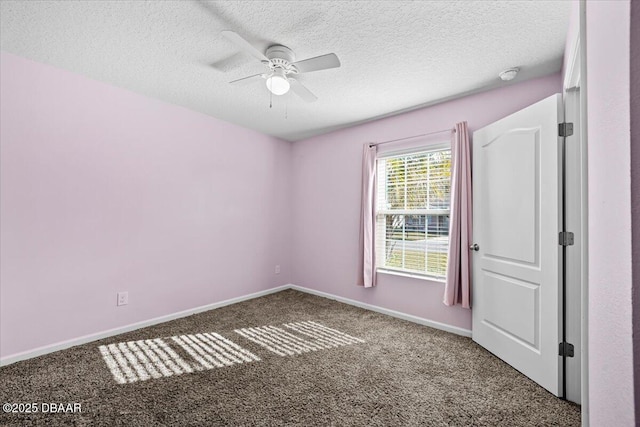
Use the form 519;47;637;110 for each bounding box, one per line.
375;148;452;278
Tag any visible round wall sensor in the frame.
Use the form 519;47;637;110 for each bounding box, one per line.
499;68;519;81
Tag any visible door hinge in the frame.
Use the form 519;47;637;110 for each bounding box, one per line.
559;122;574;137
559;342;575;357
559;231;574;246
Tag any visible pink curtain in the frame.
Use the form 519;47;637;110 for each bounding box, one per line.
357;144;377;287
443;122;472;308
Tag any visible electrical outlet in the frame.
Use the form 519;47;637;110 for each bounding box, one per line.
275;265;281;274
117;292;128;306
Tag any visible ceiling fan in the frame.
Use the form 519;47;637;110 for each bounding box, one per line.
221;30;341;103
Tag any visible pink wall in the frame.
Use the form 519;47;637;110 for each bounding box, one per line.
584;1;635;425
0;52;292;360
631;0;640;420
290;74;561;332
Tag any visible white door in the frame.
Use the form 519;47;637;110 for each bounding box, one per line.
472;94;562;396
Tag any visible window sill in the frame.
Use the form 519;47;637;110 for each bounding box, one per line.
377;268;446;284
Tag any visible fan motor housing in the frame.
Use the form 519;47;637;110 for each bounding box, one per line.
266;45;295;63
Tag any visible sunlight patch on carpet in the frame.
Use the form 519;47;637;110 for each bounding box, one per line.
99;322;363;383
99;333;259;384
236;321;365;356
170;333;260;369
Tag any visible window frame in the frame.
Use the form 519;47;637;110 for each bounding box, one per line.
375;141;452;281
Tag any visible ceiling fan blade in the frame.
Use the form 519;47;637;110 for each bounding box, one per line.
289;79;318;102
292;53;340;73
229;73;265;85
221;30;269;62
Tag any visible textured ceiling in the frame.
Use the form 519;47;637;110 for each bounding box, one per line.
0;1;571;141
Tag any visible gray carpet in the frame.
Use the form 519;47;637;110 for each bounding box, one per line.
0;289;580;426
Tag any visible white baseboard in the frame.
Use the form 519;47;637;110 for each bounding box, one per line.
288;284;472;338
0;285;290;367
1;283;471;366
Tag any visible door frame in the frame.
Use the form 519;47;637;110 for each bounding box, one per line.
563;2;589;422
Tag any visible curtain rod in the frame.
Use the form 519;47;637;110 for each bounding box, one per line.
369;127;455;147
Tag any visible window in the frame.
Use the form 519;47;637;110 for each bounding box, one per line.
375;146;451;279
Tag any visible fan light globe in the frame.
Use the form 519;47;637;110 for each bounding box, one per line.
266;70;290;95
